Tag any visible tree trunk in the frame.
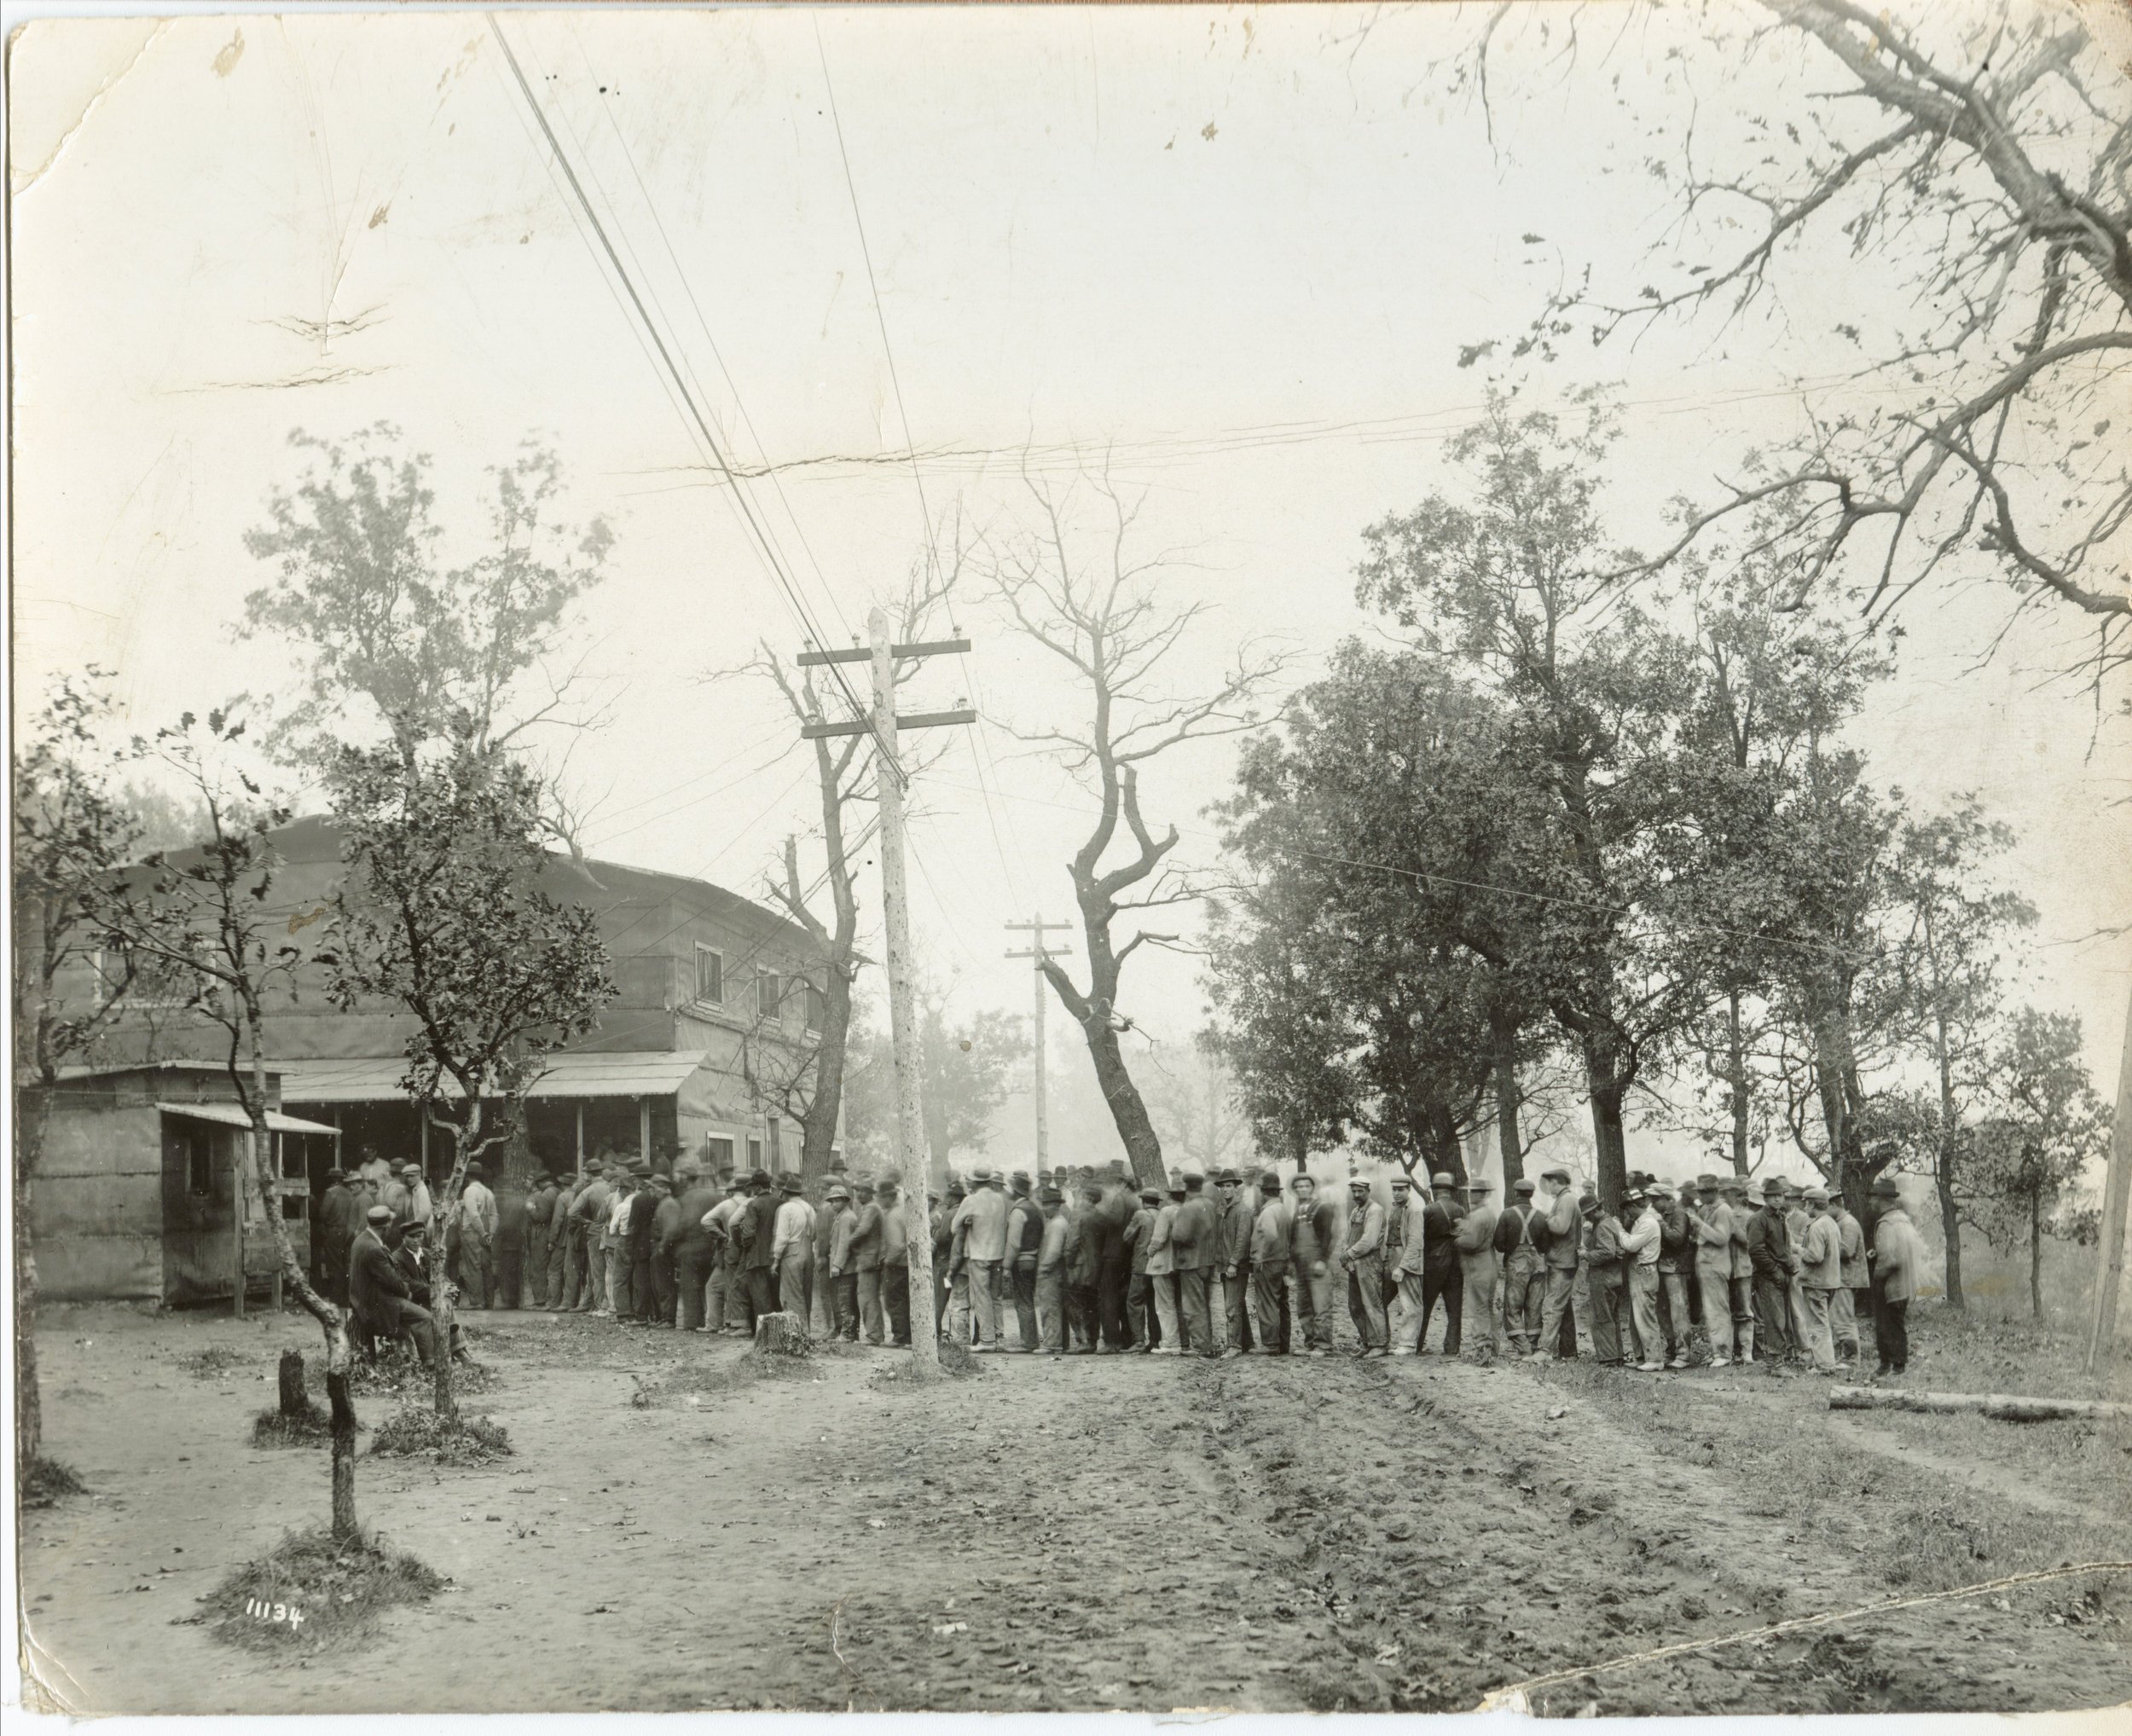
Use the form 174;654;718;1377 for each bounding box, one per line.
326;1324;359;1542
1491;1011;1525;1189
1724;990;1752;1176
1080;1010;1167;1189
1425;1098;1468;1185
278;1349;310;1418
1830;1386;2130;1422
754;1311;808;1355
1932;1005;1967;1310
797;976;852;1194
2031;1190;2044;1321
14;1085;49;1468
1580;1033;1628;1209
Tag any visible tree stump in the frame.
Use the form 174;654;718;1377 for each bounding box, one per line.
753;1312;810;1357
277;1349;310;1419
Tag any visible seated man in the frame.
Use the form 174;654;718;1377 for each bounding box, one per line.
393;1221;467;1361
349;1204;439;1368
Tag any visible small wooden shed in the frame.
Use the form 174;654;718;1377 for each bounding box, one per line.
37;1062;339;1305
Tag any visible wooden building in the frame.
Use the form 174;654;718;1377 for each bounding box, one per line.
33;1061;337;1305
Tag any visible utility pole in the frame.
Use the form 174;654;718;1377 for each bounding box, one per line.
2086;982;2132;1373
1006;917;1074;1172
801;614;972;1368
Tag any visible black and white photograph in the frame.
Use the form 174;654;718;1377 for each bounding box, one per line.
7;0;2131;1720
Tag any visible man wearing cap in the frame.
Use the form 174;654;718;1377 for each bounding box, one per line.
1288;1172;1340;1357
564;1165;608;1312
619;1170;661;1323
1005;1172;1046;1354
494;1173;529;1313
1065;1181;1104;1351
1340;1174;1389;1357
1125;1184;1162;1351
1617;1188;1663;1369
698;1174;746;1332
1684;1177;1737;1367
1648;1182;1691;1368
771;1173;816;1320
1452;1178;1500;1360
523;1170;559;1308
1248;1171;1293;1353
1411;1172;1465;1356
874;1176;914;1346
1579;1194;1630;1364
350;1203;439;1368
1724;1176;1757;1362
1797;1187;1845;1373
669;1164;723;1332
823;1182;859;1339
1745;1178;1797;1371
1215;1168;1254;1357
1830;1189;1868;1367
1090;1162;1138;1351
810;1173;843;1338
1170;1172;1218;1357
1784;1183;1814;1357
315;1169;355;1305
1144;1180;1184;1352
1532;1168;1581;1362
731;1169;780;1333
1031;1185;1071;1353
457;1160;499;1310
1492;1178;1544;1355
949;1168;1009;1351
847;1178;887;1345
1868;1177;1922;1379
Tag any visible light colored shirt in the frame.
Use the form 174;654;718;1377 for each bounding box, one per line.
1344;1199;1387;1262
1801;1213;1844;1288
1144;1203;1178;1276
461;1179;498;1241
1620;1208;1661;1266
950;1185;1010;1262
1687;1201;1734;1263
1037;1211;1070;1274
773;1197;816;1263
606;1190;634;1238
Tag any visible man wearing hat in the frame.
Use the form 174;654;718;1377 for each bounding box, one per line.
1493;1178;1545;1355
315;1168;356;1306
1386;1172;1430;1356
769;1172;816;1320
703;1173;752;1333
1796;1186;1845;1372
949;1168;1010;1351
1830;1187;1868;1367
874;1175;915;1346
355;1143;394;1195
1214;1168;1254;1357
1170;1172;1219;1356
381;1163;412;1225
1868;1177;1922;1378
350;1202;438;1367
1745;1178;1797;1370
1125;1184;1163;1350
1248;1170;1293;1353
1145;1179;1185;1353
1408;1172;1464;1356
1723;1176;1757;1362
808;1172;842;1337
1615;1187;1661;1369
1685;1177;1738;1367
1783;1183;1814;1355
1579;1193;1630;1364
1005;1172;1046;1353
1091;1160;1138;1351
494;1172;530;1312
1063;1178;1104;1351
669;1163;722;1332
649;1173;683;1325
1340;1174;1389;1357
562;1164;607;1312
1030;1185;1071;1353
1533;1167;1581;1362
1288;1172;1341;1357
1648;1182;1692;1367
1453;1178;1501;1360
933;1179;966;1342
729;1168;779;1333
845;1178;886;1345
821;1181;859;1339
456;1160;498;1309
524;1169;559;1307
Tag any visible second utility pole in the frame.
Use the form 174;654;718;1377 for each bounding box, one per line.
1006;916;1073;1172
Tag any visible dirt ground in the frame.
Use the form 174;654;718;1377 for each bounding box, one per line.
16;1298;2132;1715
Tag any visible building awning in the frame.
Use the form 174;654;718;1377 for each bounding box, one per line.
276;1051;708;1105
159;1102;343;1137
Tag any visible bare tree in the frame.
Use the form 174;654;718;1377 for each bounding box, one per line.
985;471;1295;1188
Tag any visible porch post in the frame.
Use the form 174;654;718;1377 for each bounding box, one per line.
638;1096;652;1169
575;1101;585;1182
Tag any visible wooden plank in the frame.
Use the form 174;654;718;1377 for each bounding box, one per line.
1830;1385;2132;1422
797;638;969;666
801;708;976;739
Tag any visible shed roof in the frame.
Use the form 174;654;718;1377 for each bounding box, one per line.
158;1102;342;1137
278;1050;709;1104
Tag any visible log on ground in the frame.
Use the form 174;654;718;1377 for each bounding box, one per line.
1829;1386;2132;1423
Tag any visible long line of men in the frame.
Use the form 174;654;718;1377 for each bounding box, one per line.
316;1146;1929;1381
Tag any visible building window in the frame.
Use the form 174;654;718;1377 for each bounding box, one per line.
704;1137;734;1173
756;970;781;1018
805;982;826;1033
695;946;723;1006
747;1137;762;1171
768;1115;782;1168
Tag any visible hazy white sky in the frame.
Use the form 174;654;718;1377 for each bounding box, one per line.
11;3;2128;1166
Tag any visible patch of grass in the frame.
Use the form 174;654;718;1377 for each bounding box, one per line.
251;1403;333;1448
368;1405;513;1466
307;1350;502;1401
178;1345;250;1380
21;1455;86;1508
207;1528;442;1655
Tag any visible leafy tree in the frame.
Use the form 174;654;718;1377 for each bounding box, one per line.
1967;1007;2110;1318
322;730;616;1416
240;425;613;776
99;713;364;1537
1885;801;2038;1307
840;987;1028;1188
985;469;1293;1188
10;674;143;1472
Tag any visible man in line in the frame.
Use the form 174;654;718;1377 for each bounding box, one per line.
1746;1177;1797;1373
356;1145;394;1195
1215;1168;1254;1357
381;1164;412;1226
350;1203;438;1368
1066;1180;1104;1353
562;1166;605;1312
1416;1172;1465;1356
603;1166;637;1317
1868;1176;1922;1380
1494;1178;1545;1356
1455;1178;1500;1361
671;1164;723;1333
1387;1172;1430;1356
1727;1175;1757;1363
1171;1172;1218;1357
811;1172;843;1338
704;1173;752;1333
771;1173;815;1318
523;1171;558;1308
1797;1186;1845;1374
1126;1184;1162;1351
1289;1172;1339;1358
733;1168;780;1334
824;1181;859;1339
1532;1167;1581;1362
846;1177;885;1345
1034;1185;1072;1354
494;1174;528;1312
875;1176;914;1347
1146;1179;1183;1354
650;1173;682;1325
951;1167;1010;1351
1092;1162;1138;1351
1580;1193;1629;1365
1341;1173;1388;1357
402;1162;433;1230
316;1168;356;1306
1619;1186;1664;1371
1685;1176;1736;1367
1652;1181;1693;1369
1005;1172;1046;1353
458;1160;499;1310
1248;1170;1292;1354
1831;1188;1868;1367
1785;1182;1814;1355
623;1170;663;1323
932;1180;961;1340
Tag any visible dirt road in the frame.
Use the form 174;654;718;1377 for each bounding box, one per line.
18;1302;2132;1714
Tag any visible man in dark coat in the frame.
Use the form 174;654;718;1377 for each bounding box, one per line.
1418;1171;1467;1355
623;1169;663;1324
494;1178;529;1311
316;1168;356;1305
349;1205;437;1366
731;1169;779;1333
524;1172;558;1308
669;1165;723;1332
1090;1162;1137;1351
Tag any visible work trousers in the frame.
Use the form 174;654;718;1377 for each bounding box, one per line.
1627;1264;1662;1363
812;1267;837;1338
1390;1269;1426;1351
1753;1272;1794;1363
857;1268;884;1344
1659;1270;1691;1358
1292;1264;1336;1350
778;1249;811;1319
460;1240;495;1310
1873;1284;1909;1372
589;1240;613;1311
1152;1272;1181;1348
1250;1259;1290;1351
964;1259;1000;1345
1129;1271;1162;1348
1461;1253;1498;1357
1537;1264;1578;1357
1695;1260;1735;1358
651;1250;676;1322
1036;1266;1067;1350
1176;1267;1213;1355
675;1247;714;1331
704;1256;733;1332
1587;1270;1625;1363
1225;1264;1252;1351
523;1226;549;1306
832;1271;860;1339
1069;1282;1100;1349
1096;1253;1133;1349
743;1264;778;1333
1203;1274;1229;1353
1729;1274;1756;1359
946;1265;971;1343
497;1241;524;1311
1347;1254;1387;1349
1788;1274;1809;1356
631;1247;658;1320
1831;1286;1860;1359
1011;1259;1040;1351
882;1264;912;1345
552;1226;579;1308
374;1297;439;1368
1802;1284;1839;1370
1420;1260;1463;1354
1502;1250;1545;1352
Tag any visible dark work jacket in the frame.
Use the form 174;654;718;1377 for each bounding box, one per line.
1744;1205;1793;1282
739;1191;779;1270
1170;1193;1216;1270
671;1183;723;1258
626;1189;660;1258
1092;1183;1135;1264
496;1191;529;1253
349;1230;413;1328
1421;1199;1465;1271
318;1183;356;1248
